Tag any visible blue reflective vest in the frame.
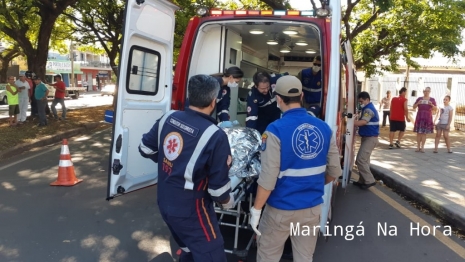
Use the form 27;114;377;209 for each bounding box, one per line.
358;102;380;137
139;108;232;216
300;68;322;105
245;87;281;134
265;108;332;210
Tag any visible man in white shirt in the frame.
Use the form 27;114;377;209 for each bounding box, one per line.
15;73;31;124
379;90;392;127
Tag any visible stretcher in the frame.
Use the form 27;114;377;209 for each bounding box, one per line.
214;175;257;261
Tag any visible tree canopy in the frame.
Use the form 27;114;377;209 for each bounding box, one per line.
66;0;124;76
0;0;79;78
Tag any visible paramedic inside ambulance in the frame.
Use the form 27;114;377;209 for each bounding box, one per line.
215;66;244;127
138;74;236;262
245;71;282;134
298;55;323;111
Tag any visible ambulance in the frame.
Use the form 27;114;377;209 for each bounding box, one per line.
107;0;357;233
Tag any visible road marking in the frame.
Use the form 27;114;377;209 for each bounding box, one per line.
370;186;465;259
0;128;110;171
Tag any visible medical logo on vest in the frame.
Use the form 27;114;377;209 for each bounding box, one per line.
292;123;324;159
163;132;183;161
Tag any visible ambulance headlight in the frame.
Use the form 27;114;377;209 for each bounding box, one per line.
196;7;208;17
316;8;330;17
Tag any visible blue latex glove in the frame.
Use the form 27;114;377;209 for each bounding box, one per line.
218;121;233;128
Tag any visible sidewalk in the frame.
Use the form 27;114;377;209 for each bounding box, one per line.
363;120;465;229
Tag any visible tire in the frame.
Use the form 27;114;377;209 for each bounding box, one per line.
72;91;79;99
2;96;6;105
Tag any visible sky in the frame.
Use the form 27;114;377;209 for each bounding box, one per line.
289;0;313;10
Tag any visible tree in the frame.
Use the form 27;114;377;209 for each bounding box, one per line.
0;0;79;79
342;0;465;76
0;46;22;82
65;0;124;77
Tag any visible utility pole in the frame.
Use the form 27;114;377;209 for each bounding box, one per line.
70;41;74;87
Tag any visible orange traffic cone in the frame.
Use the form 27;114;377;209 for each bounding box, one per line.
50;139;83;186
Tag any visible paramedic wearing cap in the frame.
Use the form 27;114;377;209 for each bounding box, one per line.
138;74;235;262
353;91;379;189
246;71;281;134
215;67;244;127
298;56;322;108
249;75;341;261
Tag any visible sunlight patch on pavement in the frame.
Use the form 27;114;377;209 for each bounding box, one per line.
106;218;116;224
91;142;104;147
443;190;465;205
131;230;172;259
80;234;127;262
0;204;18;212
1;182;16;191
71;153;84;162
0;245;19;259
421;179;444;190
60;257;77;262
109;200;124;206
74;136;91;142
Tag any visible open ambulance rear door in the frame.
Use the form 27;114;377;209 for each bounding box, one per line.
107;0;178;199
341;40;357;188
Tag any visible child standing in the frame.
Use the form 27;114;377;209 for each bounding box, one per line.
434;95;454;153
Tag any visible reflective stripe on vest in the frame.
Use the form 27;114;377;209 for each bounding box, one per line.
184;125;219;190
302;86;322;92
157;110;177;142
246;116;258;121
278;165;326;178
366;122;380;125
259;97;276;107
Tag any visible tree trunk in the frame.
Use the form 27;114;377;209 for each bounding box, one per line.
27;13;58;79
0;67;8;82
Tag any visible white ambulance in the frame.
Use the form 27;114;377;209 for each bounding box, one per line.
107;0;357;236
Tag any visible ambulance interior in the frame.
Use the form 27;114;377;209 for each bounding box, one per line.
187;20;323;126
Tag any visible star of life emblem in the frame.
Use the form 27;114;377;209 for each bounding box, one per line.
163;132;183;161
291;123;324;160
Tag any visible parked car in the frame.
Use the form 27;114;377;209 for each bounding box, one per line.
101;84;115;96
0;83;7;104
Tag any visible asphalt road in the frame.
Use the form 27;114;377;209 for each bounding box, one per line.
0;91;113;119
1;129;464;262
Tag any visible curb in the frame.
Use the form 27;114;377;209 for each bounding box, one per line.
0;122;101;161
371;164;465;230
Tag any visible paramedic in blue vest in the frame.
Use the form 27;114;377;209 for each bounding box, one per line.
245;71;281;134
298;55;322;109
353;91;380;189
215;67;244;127
138;74;236;262
248;75;342;261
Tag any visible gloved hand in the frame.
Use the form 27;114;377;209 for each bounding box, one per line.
249;206;262;236
218;121;233;128
221;193;236;209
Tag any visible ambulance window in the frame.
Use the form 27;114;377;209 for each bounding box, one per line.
126;46;161;95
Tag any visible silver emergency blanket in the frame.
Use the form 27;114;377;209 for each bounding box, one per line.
222;127;262;178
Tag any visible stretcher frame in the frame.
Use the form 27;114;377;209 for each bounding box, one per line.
215;176;257;261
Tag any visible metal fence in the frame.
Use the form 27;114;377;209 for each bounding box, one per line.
456;80;465;130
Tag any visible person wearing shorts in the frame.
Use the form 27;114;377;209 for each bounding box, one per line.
6;76;20;126
388;87;410;149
